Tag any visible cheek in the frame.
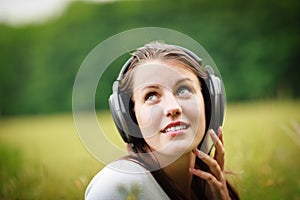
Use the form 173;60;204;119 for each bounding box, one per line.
182;97;206;131
137;114;152;131
135;104;163;136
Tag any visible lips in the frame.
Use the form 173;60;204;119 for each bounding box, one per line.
161;121;189;135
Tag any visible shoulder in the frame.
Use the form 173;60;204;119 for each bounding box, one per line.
85;159;170;200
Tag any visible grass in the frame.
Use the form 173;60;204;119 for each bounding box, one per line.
0;101;300;199
225;101;300;199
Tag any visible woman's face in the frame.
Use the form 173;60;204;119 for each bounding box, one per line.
132;60;206;156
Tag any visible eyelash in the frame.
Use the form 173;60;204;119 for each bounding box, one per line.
145;92;159;102
176;85;192;96
143;85;193;103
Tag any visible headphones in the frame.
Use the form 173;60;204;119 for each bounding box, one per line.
109;45;225;154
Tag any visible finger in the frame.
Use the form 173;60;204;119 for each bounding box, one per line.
210;129;225;171
190;168;230;200
208;128;221;146
218;127;224;145
192;149;223;181
189;168;222;187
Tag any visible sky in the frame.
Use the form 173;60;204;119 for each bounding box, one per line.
0;0;117;26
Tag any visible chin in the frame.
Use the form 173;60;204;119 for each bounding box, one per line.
157;141;197;157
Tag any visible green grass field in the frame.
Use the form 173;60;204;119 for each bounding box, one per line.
0;101;300;199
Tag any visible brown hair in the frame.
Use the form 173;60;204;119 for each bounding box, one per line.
120;41;239;199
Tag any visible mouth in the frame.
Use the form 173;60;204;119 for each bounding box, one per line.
161;121;189;135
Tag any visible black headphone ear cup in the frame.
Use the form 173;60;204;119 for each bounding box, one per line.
199;65;225;154
109;81;143;144
205;65;225;133
109;81;129;143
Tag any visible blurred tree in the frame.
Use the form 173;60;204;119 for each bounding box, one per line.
0;0;299;115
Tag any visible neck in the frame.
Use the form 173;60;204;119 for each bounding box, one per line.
161;151;196;197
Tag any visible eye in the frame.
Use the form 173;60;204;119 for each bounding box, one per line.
176;86;192;97
145;92;159;102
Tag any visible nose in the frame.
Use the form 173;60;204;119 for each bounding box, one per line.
163;92;182;118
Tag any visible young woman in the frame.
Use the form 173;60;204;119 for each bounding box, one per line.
85;42;239;200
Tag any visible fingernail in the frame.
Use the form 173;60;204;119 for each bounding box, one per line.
193;149;206;158
218;127;223;135
189;168;197;173
209;129;217;139
219;126;223;132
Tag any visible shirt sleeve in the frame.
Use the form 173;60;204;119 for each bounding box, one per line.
85;160;170;200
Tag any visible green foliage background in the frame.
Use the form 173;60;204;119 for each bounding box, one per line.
0;0;299;116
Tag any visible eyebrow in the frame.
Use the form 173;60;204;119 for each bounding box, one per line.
173;78;200;90
175;78;195;86
139;85;160;92
138;78;196;92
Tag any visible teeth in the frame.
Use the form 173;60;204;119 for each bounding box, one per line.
164;125;187;133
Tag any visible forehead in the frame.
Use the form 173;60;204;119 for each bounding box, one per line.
132;60;199;89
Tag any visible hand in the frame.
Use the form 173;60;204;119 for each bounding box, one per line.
190;127;230;200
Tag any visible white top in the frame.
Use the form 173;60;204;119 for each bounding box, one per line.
85;159;170;200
